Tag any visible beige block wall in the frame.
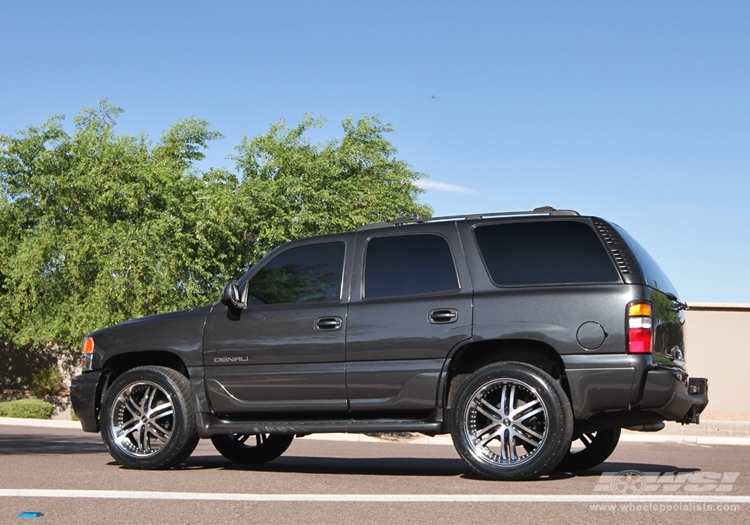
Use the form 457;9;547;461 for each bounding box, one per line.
684;303;750;416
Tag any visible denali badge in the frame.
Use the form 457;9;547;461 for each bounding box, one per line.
213;357;249;363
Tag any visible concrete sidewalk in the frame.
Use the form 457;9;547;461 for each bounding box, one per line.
2;416;750;446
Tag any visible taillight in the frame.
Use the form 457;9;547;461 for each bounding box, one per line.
81;336;95;370
628;302;652;354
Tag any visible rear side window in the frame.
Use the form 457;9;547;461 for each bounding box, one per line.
246;242;345;304
612;224;677;295
365;234;459;298
474;221;620;286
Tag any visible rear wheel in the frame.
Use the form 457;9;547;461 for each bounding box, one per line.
555;428;621;471
101;366;199;469
450;362;573;481
211;433;294;464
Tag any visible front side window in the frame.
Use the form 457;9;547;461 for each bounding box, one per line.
245;242;345;304
364;234;459;299
474;221;620;286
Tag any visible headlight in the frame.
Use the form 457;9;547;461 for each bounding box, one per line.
81;336;95;370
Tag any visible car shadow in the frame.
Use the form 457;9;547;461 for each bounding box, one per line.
183;454;471;477
178;455;699;480
0;433;107;455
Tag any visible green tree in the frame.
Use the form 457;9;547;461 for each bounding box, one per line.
0;102;431;356
231;113;431;261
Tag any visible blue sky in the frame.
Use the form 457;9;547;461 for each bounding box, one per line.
1;1;748;303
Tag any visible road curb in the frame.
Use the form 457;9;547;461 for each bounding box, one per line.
0;417;81;429
3;417;750;446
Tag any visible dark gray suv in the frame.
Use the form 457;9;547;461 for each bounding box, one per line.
71;207;708;480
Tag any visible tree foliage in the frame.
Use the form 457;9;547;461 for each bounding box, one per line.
0;101;431;352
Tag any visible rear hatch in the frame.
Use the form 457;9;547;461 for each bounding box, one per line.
609;223;687;371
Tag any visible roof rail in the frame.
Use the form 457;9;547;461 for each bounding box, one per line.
356;206;580;230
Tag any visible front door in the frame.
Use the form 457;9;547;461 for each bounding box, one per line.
203;240;349;415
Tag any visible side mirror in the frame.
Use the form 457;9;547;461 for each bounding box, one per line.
220;280;247;309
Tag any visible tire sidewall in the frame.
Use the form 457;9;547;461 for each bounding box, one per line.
451;361;573;480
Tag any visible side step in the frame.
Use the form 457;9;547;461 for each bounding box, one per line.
196;413;443;438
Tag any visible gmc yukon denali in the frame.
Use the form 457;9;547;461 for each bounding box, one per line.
71;207;708;480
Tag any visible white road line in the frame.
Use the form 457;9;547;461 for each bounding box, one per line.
0;490;748;503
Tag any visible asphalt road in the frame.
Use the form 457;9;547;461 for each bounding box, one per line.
1;424;748;525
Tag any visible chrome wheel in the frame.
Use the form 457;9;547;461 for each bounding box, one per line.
463;377;548;467
211;432;294;464
101;366;199;469
109;380;175;458
555;428;621;471
451;362;573;480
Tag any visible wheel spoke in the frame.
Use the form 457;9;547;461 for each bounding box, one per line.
515;406;544;423
510;399;541;419
125;394;142;418
478;398;504;419
514;421;544;441
237;434;250;445
477;425;505;446
476;404;501;422
499;385;508;417
507;384;516;416
581;433;594;447
148;421;171;442
148;402;173;420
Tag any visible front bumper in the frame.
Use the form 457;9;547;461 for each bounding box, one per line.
70;370;103;433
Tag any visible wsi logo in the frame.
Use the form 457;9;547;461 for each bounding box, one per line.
213;356;249;363
594;471;740;495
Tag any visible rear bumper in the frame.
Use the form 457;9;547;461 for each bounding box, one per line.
641;371;708;423
563;354;708;422
70;371;103;433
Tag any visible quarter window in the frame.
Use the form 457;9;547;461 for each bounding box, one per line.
365;234;459;299
246;242;345;304
474;221;619;286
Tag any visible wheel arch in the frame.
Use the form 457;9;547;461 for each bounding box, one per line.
445;339;568;411
93;351;190;431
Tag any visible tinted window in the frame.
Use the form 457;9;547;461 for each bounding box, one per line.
365;234;459;298
612;224;677;295
246;242;345;304
474;221;619;286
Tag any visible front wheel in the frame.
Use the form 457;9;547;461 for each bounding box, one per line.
555;428;621;471
450;362;573;481
100;366;199;469
211;433;294;464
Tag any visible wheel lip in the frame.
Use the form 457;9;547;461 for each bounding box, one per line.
107;379;176;459
460;376;550;469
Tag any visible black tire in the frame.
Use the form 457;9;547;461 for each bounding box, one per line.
100;366;199;469
211;433;294;464
450;361;573;481
555;428;621;471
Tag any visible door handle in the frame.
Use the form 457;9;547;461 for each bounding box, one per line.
429;309;458;324
315;316;343;331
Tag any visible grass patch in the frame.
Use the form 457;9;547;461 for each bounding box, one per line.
0;398;54;419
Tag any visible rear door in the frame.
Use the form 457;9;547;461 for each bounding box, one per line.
345;223;473;413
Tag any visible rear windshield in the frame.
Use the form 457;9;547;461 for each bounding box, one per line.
611;224;678;296
474;221;620;286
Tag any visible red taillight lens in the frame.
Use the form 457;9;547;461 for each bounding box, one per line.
628;327;652;353
627;303;652;354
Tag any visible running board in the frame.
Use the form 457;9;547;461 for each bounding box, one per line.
196;413;443;438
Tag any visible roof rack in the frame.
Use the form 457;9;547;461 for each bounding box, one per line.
357;206;580;231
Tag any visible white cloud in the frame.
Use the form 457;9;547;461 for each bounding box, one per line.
416;180;477;194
